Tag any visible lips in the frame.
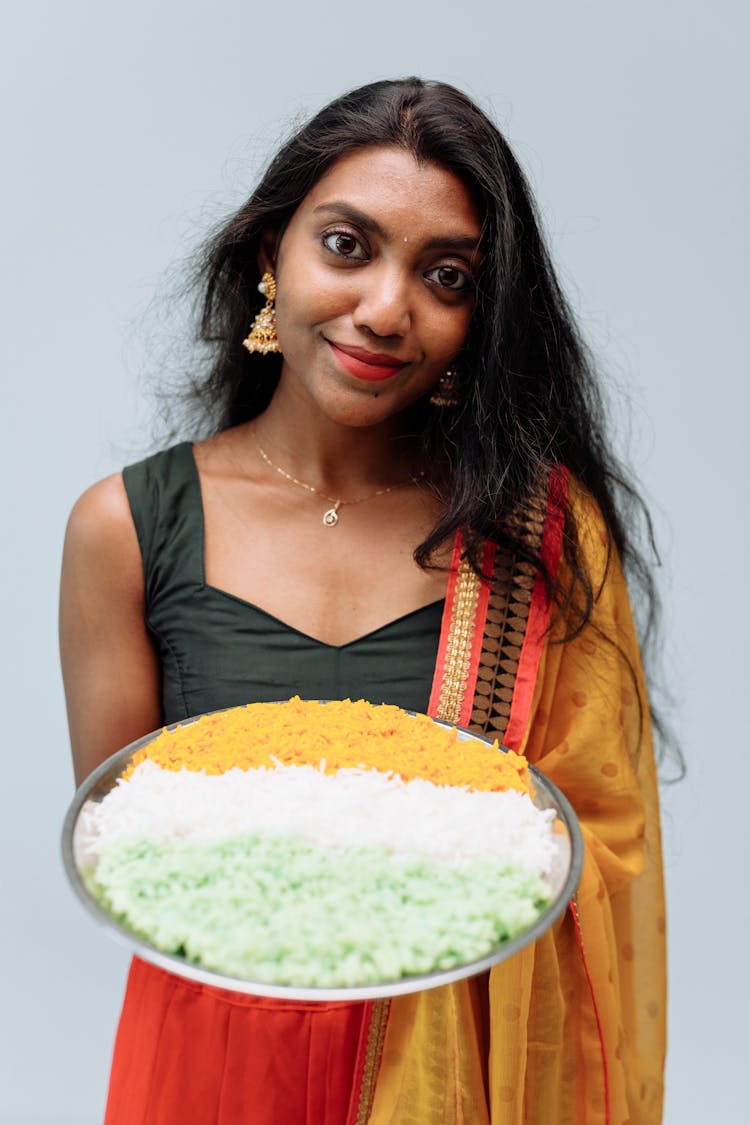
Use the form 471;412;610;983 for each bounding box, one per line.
327;340;409;383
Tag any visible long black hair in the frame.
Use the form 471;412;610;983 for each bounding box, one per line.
186;77;677;769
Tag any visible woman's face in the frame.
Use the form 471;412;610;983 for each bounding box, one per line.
266;145;482;430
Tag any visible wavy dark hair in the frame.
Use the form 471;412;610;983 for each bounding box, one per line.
186;77;678;771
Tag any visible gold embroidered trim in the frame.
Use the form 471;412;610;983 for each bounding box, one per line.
469;493;548;740
355;998;391;1124
436;556;483;724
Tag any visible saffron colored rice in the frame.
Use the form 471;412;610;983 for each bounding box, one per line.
124;697;532;794
83;700;558;988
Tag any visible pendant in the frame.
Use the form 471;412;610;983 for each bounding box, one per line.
323;502;341;527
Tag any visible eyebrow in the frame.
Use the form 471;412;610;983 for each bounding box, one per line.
313;201;480;254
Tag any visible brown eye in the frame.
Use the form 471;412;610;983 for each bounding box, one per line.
322;231;368;259
426;265;470;291
335;234;356;255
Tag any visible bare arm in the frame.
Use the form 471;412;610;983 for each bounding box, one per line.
60;473;162;787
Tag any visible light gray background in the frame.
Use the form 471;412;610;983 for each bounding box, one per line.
2;2;747;1122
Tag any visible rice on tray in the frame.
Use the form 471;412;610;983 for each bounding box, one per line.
79;698;558;988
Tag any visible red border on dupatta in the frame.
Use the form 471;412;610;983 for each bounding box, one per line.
503;466;569;751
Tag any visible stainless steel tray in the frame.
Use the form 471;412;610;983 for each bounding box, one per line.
62;706;583;1001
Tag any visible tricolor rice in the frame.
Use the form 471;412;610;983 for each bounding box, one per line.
82;700;559;987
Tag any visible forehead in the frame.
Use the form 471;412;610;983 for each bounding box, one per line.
298;146;482;239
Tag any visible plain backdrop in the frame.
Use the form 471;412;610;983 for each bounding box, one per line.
2;2;747;1122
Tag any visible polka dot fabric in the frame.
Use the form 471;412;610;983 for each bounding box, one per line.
367;487;666;1125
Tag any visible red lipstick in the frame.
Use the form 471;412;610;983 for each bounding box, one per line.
327;340;408;382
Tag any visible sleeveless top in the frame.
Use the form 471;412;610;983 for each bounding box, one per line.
122;441;444;723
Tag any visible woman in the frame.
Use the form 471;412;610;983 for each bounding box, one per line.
60;78;667;1124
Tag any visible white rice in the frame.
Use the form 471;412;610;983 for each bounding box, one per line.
79;759;556;875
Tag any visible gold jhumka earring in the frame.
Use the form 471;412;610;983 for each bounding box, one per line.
242;272;281;354
429;368;460;407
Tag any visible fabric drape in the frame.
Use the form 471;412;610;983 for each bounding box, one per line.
365;486;666;1125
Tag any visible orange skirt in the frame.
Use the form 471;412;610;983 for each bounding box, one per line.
104;958;368;1125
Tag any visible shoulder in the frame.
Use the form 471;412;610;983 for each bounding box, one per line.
64;441;196;575
121;440;195;494
64;437;192;551
66;473;134;547
63;473;142;584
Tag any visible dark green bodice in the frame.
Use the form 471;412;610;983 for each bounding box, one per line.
122;443;444;725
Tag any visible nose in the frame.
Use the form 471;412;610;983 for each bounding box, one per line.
352;263;411;338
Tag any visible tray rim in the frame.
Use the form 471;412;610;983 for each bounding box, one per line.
61;702;583;1001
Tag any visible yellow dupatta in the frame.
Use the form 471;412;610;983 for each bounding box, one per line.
349;474;666;1124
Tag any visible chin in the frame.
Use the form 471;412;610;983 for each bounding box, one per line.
312;385;424;431
321;400;399;429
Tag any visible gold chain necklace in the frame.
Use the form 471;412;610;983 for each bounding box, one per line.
255;439;417;527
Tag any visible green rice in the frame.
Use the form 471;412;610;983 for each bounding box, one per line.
86;833;552;987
